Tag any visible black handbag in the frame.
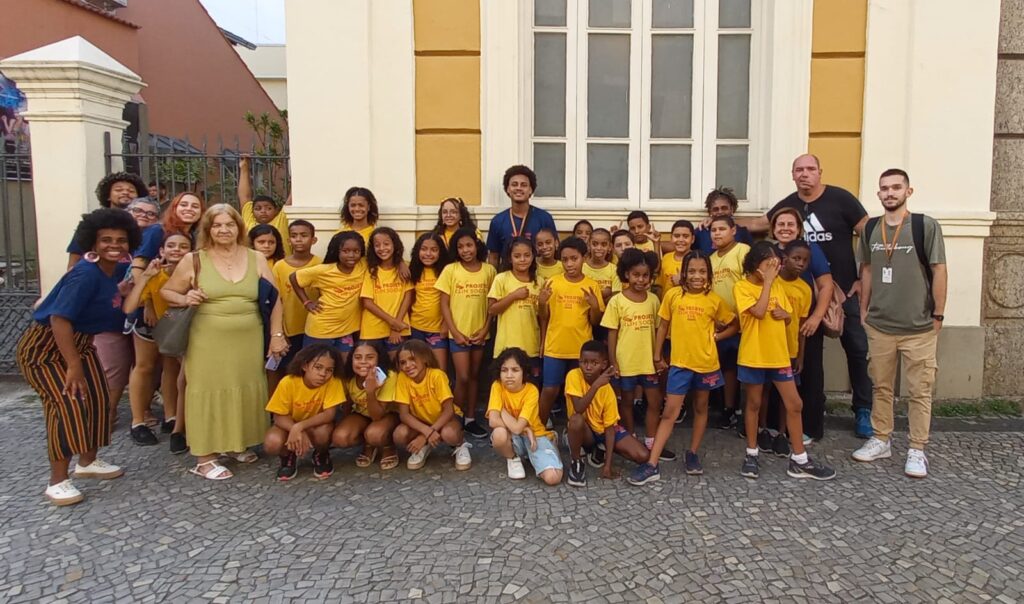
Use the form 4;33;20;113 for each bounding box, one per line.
153;253;201;357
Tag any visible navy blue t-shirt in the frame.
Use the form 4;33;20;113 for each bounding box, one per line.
66;224;163;260
33;260;130;334
695;225;753;255
485;205;557;255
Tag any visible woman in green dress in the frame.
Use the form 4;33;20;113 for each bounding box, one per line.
162;204;288;479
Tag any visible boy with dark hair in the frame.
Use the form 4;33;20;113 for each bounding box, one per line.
272;220;321;374
695;188;753;254
486;164;557;266
239;155;291;254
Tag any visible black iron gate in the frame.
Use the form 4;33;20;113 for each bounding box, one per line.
0;137;39;376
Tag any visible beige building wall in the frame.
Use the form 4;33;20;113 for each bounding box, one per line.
235;44;288;111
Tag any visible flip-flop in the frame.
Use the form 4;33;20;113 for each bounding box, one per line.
355;446;378;468
189;461;233;480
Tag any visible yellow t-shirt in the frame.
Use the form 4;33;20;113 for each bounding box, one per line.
265;374;345;422
139;270;171;320
346;371;398;418
485;382;550;438
711;243;750;313
410;266;443;333
734;279;793;369
564;368;620;433
441;226;484;248
394;367;460;423
359;267;413;339
600;292;660;376
272;255;322;337
242;200;291;255
487;271;543;357
582;262;623;296
434;262;497;337
635;239;657;253
657;252;684;295
659;288;736;373
335;224;375;247
536;261;564;281
542;274;605;359
780;277;812;359
295;262;366;338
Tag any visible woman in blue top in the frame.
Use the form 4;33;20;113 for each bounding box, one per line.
16;208;140;506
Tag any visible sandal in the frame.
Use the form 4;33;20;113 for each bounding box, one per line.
379;447;399;471
189;460;233;480
355;446;378;468
221;450;258;464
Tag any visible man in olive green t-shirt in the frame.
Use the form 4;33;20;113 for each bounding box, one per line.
851;169;947;479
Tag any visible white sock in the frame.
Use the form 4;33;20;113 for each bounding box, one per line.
791;452;808;464
131;422;145;429
165;416;176;423
745;447;758;457
644;437;654;449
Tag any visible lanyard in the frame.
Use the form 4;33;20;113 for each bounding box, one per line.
880;212;909;266
509;206;531;238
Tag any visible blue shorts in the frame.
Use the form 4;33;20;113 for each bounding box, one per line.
615;374;659;391
411;328;447;350
363;337;405;353
511;433;563;475
791;358;802;386
716;334;740;370
666;367;724;395
449;339;485;354
590;424;629;447
304;333;357;353
542;356;579;388
737;365;796;385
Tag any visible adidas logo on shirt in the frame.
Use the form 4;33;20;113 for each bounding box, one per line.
803;213;834;243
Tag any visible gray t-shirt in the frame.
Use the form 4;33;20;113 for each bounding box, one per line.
858;214;945;334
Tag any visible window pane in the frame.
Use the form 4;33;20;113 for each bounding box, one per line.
534;33;567;137
534;143;566;198
589;0;631;28
716;145;748;199
650;35;693;138
652;0;693;28
719;0;751;28
588;34;631;138
650;145;691;199
535;0;567;26
587;144;628;198
717;34;750;138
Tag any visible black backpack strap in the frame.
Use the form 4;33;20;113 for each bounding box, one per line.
911;213;933;286
865;216;879;244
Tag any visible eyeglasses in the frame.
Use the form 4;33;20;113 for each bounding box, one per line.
130;208;159;219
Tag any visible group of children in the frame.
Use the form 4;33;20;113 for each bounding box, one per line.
193;186;835;486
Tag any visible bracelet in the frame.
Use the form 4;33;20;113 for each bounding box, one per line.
272;332;285;338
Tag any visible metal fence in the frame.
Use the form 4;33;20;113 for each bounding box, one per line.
104;132;291;208
0;137;39;375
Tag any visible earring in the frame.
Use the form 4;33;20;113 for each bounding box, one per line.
83;251;99;263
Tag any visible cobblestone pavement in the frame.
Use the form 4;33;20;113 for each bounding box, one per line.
0;383;1022;604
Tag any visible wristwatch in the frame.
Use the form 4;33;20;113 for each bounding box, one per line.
931;314;944;322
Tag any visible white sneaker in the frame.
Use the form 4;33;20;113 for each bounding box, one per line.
506;456;526;479
453;442;473;471
905;449;928;478
45;479;84;506
73;459;124;479
852;437;891;462
407;445;432;470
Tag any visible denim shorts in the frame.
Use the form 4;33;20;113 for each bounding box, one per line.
511;433;563;475
411;328;447;350
303;333;357;353
716;334;740;370
615;374;659;392
449;339;485;354
542;356;579;388
363;337;405;353
737;365;795;385
666;366;724;395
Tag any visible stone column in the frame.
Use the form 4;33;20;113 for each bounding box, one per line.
0;36;144;294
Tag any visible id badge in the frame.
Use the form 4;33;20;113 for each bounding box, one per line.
881;266;893;284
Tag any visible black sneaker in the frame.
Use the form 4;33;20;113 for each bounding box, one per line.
169;432;188;455
160;418;175;434
757;429;773;453
658;447;677;462
684;450;703;475
787;456;836;481
464;420;488;439
716;408;736;430
740;454;760;479
772;433;791;458
587;446;606;468
277;452;298;481
312;450;334;479
130;424;159;446
567;460;587;487
674;406;687;425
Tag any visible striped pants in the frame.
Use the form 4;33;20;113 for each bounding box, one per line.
16;323;111;462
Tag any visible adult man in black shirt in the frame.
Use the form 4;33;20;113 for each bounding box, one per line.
751;154;873;441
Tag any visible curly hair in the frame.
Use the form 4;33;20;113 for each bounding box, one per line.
323;231;366;264
366;227;405;279
73;207;142;253
502;165;537;191
343;340;393;382
616;248;658;283
341;186;379;227
490;347;532;383
433;197;478;236
410;232;449;284
704;187;739;212
95;172;147;208
286;344;344;378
